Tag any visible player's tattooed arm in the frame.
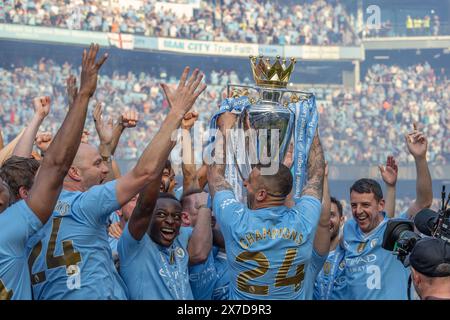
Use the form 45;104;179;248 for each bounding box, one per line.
301;129;325;201
207;112;235;199
208;164;232;199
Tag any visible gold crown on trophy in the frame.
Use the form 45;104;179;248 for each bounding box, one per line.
250;55;296;88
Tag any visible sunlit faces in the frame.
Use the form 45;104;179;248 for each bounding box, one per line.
350;191;384;234
149;197;182;247
72;144;109;190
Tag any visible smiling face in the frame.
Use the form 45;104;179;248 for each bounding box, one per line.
350;191;384;234
149;197;183;247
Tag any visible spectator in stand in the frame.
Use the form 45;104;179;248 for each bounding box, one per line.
2;0;358;46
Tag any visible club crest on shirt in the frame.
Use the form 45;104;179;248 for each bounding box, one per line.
176;247;185;259
339;260;346;270
370;238;378;248
323;262;331;275
357;242;367;253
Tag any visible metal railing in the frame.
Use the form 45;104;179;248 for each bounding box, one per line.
363;23;450;38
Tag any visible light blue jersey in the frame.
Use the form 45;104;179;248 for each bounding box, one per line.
303;249;327;300
213;190;321;300
189;250;217;300
0;201;42;300
27;180;128;300
189;246;230;300
118;224;193;300
212;249;229;300
341;213;410;300
313;244;346;300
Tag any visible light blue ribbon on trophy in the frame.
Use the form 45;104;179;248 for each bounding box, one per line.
208;96;252;201
289;95;319;200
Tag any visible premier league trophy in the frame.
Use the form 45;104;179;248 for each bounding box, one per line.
209;55;319;201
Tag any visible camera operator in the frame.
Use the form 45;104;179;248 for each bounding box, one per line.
409;237;450;300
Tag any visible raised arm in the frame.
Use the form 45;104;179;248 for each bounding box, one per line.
300;130;325;201
92;102;115;182
26;44;108;223
181;111;200;194
13;96;50;157
405;127;432;218
313;162;330;256
35;131;53;158
212;225;225;249
379;155;398;218
197;164;208;190
207;112;236;199
94;104;139;181
0;129;25;164
110;110;138;156
124;67;207;240
188;206;212;265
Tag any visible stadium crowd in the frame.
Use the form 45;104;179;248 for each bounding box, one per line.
1;59;448;165
363;13;443;38
321;62;449;165
0;0;358;45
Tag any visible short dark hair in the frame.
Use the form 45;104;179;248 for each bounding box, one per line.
164;160;172;171
330;196;343;216
256;163;293;198
158;192;180;203
0;156;40;201
350;178;383;202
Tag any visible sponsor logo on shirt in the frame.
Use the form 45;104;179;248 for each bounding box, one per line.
345;254;377;267
176;247;185;259
55;200;70;216
220;198;238;210
323;261;331;275
357;242;367;253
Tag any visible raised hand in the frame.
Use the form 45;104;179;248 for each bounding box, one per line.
66;75;78;107
181;111;199;130
120;109;139;128
81;129;90;144
93;102;113;145
33;96;51;119
405;125;428;159
160;66;207;117
217;111;237;131
79;43;108;98
379;155;398;187
35;131;53;153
